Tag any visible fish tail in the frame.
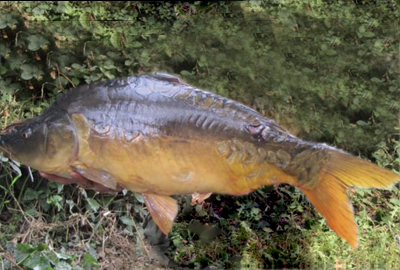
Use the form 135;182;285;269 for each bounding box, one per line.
296;148;399;248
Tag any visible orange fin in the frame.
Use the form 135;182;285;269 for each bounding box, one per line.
143;193;178;235
191;192;212;206
301;179;358;248
325;150;400;188
298;149;399;248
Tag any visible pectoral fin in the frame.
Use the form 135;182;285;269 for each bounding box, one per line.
143;193;178;235
191;192;212;206
71;165;117;190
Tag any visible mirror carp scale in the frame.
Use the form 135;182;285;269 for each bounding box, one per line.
0;73;398;248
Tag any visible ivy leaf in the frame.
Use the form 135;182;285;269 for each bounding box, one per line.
32;4;50;16
27;35;49;51
20;64;44;80
0;44;11;56
0;14;18;29
9;54;29;70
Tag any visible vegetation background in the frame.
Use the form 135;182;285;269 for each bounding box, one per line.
0;1;399;269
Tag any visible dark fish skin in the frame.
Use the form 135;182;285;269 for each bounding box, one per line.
39;73;324;181
45;73;272;140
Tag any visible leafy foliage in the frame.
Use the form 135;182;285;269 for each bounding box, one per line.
5;242;98;270
0;1;399;269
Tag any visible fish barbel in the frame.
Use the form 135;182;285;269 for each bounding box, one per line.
0;73;398;248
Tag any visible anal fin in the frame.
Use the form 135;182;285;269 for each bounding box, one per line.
143;193;178;235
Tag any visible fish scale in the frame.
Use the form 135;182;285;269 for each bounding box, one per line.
0;73;398;249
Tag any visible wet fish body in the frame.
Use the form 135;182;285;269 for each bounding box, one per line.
0;73;398;248
42;74;303;195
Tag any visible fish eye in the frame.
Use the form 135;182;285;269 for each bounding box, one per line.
21;128;32;139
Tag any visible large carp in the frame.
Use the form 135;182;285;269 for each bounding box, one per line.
0;73;398;248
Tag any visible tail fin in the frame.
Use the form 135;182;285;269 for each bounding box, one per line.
298;150;399;248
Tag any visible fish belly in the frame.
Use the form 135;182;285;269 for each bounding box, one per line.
84;134;285;196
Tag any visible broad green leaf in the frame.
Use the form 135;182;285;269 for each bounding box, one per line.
120;215;134;226
79;12;91;29
20;64;44;80
15;244;34;264
32;4;50;16
363;31;375;38
370;77;382;83
23;188;40;200
82;253;99;269
110;32;121;49
0;14;18;29
27;35;49;51
0;44;11;56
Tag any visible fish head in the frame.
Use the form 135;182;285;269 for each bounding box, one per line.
0;113;78;173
